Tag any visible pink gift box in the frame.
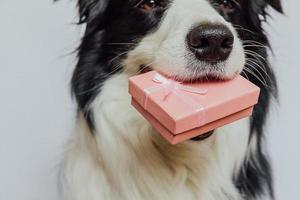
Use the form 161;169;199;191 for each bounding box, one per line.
129;71;260;144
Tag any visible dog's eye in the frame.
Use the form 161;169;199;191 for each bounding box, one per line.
218;0;239;13
137;0;159;12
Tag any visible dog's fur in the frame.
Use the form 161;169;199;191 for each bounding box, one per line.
59;0;282;199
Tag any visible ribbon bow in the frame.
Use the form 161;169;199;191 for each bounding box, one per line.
152;73;208;100
141;73;209;129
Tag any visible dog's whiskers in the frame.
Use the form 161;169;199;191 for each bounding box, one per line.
245;62;268;86
233;25;255;34
243;66;270;88
246;57;271;80
241;71;250;81
243;40;267;49
243;40;266;45
134;61;156;75
106;42;136;46
244;51;273;85
244;50;267;61
108;51;131;65
243;44;266;48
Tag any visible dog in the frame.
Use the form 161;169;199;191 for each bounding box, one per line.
59;0;283;199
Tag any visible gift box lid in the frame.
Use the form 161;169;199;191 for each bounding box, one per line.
129;71;260;134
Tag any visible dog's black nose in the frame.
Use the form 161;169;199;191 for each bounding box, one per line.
187;24;234;64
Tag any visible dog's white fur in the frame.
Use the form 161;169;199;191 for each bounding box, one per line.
61;0;252;199
62;74;250;200
125;0;245;81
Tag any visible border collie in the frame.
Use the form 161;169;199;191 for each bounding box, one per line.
59;0;282;199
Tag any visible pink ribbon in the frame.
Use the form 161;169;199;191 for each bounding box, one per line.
143;73;208;127
152;73;208;100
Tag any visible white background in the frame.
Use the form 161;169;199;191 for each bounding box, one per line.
0;0;299;199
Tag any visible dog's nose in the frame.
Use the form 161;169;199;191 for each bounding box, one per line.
187;24;234;64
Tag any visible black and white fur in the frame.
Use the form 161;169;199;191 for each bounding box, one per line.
59;0;282;199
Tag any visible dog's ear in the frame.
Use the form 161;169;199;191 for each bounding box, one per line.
54;0;109;24
248;0;283;30
77;0;109;24
252;0;283;14
266;0;283;13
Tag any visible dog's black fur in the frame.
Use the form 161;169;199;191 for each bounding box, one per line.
58;0;282;199
71;0;171;130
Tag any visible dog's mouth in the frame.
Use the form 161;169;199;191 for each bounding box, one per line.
191;130;214;141
139;65;153;74
139;64;215;142
138;65;228;83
